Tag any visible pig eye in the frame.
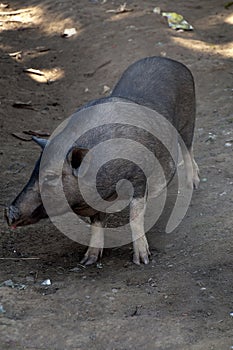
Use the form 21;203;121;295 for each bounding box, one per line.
44;174;58;182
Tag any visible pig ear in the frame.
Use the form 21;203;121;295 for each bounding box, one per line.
67;147;90;176
32;136;48;149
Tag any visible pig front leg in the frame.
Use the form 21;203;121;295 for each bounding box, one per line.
80;218;104;266
130;197;150;265
190;147;200;189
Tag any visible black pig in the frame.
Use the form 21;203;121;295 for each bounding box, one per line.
5;57;199;265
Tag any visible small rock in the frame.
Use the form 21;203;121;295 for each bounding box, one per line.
225;142;232;147
112;288;118;293
41;279;52;286
153;7;161;14
96;263;103;269
219;191;227;197
0;304;6;314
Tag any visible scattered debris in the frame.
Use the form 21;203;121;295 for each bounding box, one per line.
161;12;193;30
224;1;233;9
8;47;50;60
84;87;89;93
61;28;77;38
23;68;45;76
84;60;111;77
0;279;27;290
102;85;110;94
41;279;52;286
106;3;133;14
153;7;193;31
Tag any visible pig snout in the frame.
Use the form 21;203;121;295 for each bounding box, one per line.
5;205;21;228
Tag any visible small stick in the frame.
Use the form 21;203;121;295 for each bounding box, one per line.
23;68;44;76
0;8;32;16
84;60;111;77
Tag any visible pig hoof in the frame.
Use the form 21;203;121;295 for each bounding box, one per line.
133;236;150;265
193;177;200;189
133;253;150;265
80;247;103;266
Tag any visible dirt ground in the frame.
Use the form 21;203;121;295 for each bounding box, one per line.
0;0;233;349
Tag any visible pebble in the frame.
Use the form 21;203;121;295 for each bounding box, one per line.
225;142;232;147
112;288;118;293
0;304;6;314
41;279;52;286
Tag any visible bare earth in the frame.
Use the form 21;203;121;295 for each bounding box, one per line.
0;1;233;349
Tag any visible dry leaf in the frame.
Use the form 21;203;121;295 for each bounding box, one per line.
61;28;77;38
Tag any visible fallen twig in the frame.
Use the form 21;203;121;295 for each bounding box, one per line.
12;100;33;109
84;60;111;77
26;46;51;55
23;68;45;76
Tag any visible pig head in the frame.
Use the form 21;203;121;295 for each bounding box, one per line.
5;137;89;228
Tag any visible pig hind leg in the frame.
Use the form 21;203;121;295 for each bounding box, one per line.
80;219;104;266
130;197;150;265
179;120;200;189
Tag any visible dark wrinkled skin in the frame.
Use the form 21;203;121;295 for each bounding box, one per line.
6;57;196;229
